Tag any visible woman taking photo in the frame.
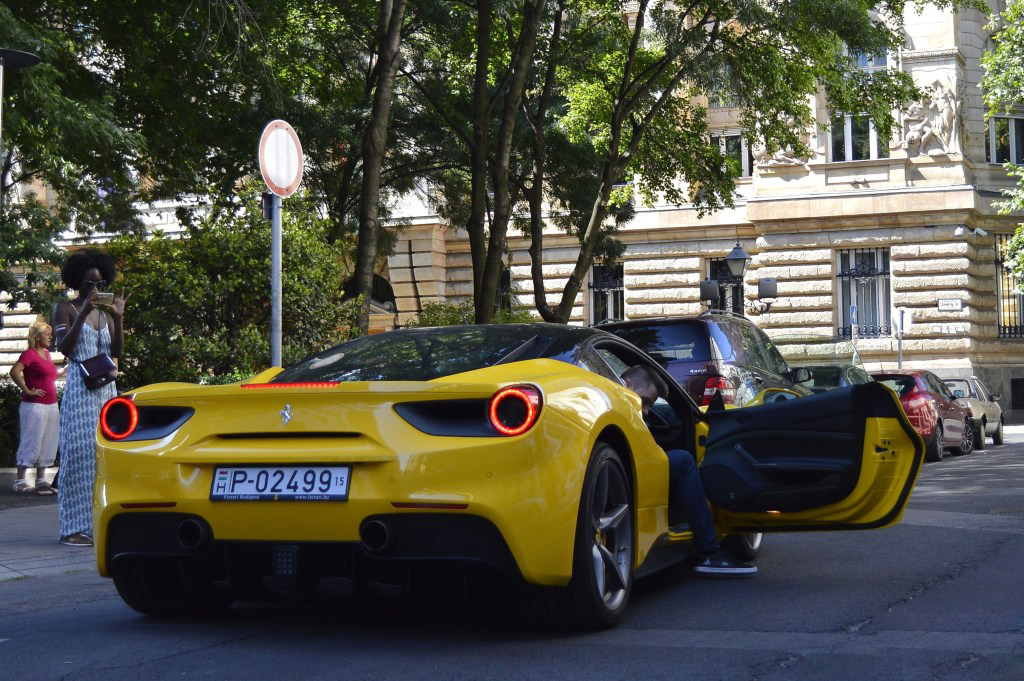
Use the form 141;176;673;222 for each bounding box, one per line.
53;250;126;547
10;321;60;495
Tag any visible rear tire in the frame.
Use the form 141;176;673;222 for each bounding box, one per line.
925;422;944;462
113;561;234;617
522;443;633;630
953;419;974;455
993;420;1004;445
722;532;763;561
972;422;986;450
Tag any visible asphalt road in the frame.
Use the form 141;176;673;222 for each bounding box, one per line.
2;431;1022;681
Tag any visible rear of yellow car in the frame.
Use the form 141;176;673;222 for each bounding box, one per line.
94;373;605;615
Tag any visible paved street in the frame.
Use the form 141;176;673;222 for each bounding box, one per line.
1;429;1023;681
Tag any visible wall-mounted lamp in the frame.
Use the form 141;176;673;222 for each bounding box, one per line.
724;242;752;279
748;278;778;314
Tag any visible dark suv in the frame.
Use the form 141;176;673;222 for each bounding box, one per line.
599;312;812;407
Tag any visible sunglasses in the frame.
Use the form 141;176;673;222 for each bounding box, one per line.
83;280;108;291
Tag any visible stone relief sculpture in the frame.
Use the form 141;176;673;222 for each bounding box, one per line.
753;120;810;166
902;79;962;156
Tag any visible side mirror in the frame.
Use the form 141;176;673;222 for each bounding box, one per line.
789;367;811;383
991;393;1001;402
953;389;966;399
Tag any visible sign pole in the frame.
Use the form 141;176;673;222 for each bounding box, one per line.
258;119;303;367
271;194;283;367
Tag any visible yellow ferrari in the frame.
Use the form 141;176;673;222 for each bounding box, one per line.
95;323;923;628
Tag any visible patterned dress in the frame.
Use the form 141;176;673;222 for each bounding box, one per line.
58;317;117;539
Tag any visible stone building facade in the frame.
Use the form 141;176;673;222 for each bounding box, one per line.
386;2;1024;422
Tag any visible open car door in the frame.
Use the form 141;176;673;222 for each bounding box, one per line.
700;382;924;533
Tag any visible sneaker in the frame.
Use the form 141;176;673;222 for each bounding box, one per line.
35;480;56;496
693;550;757;577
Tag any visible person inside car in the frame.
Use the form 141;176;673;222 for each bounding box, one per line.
622;365;757;577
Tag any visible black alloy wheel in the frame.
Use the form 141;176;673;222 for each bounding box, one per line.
522;443;634;630
723;532;764;561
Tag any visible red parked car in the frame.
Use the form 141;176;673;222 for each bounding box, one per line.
871;370;973;461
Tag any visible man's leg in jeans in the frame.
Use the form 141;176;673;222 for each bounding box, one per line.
665;449;757;576
665;449;719;557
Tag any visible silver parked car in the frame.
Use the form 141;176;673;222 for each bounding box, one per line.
942;376;1004;447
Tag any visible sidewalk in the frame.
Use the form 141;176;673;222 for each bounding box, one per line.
0;467;96;582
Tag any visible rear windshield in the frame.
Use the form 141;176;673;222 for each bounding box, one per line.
272;326;574;383
605;323;711;362
943;378;972;398
874;374;916;397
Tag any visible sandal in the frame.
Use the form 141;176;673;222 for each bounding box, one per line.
59;533;93;547
35;480;56;496
12;480;35;494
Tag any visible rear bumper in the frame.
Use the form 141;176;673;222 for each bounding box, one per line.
104;511;522;584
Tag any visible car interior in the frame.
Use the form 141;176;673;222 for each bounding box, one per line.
579;336;882;516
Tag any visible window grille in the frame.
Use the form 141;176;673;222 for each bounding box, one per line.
837;248;890;338
589;262;624;325
708;258;744;313
996;233;1024;338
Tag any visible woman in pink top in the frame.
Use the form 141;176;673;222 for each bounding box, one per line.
9;321;60;495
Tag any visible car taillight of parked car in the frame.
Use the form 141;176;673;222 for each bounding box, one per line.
700;377;736;407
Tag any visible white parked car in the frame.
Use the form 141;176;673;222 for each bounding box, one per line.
942;376;1004;447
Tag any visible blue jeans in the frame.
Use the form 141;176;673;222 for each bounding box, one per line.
666;449;720;557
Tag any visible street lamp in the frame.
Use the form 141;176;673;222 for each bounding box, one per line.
724;241;751;279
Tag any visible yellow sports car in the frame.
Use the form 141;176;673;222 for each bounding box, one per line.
95;323;923;628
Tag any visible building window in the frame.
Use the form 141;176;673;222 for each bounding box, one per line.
708;258;744;312
712;133;755;178
984;116;1024;164
830;51;889;162
589;262;624;325
837;248;890;338
996;233;1024;338
1012;378;1024;410
707;65;737;109
831;115;890;161
853;51;887;73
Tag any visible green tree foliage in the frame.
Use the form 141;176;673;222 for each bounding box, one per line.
511;0;978;322
0;1;145;312
982;0;1024;286
104;183;360;389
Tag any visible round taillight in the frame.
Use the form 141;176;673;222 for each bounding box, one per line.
489;385;542;436
101;397;139;440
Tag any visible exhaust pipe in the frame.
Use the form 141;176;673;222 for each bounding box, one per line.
360;519;391;553
176;518;211;551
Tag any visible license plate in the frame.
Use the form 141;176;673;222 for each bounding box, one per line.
210;466;350;501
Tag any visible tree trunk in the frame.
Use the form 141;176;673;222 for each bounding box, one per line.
473;0;546;324
354;0;408;333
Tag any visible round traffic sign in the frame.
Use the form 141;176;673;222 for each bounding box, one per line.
258;120;303;197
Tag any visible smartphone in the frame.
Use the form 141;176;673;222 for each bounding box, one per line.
96;292;114;305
